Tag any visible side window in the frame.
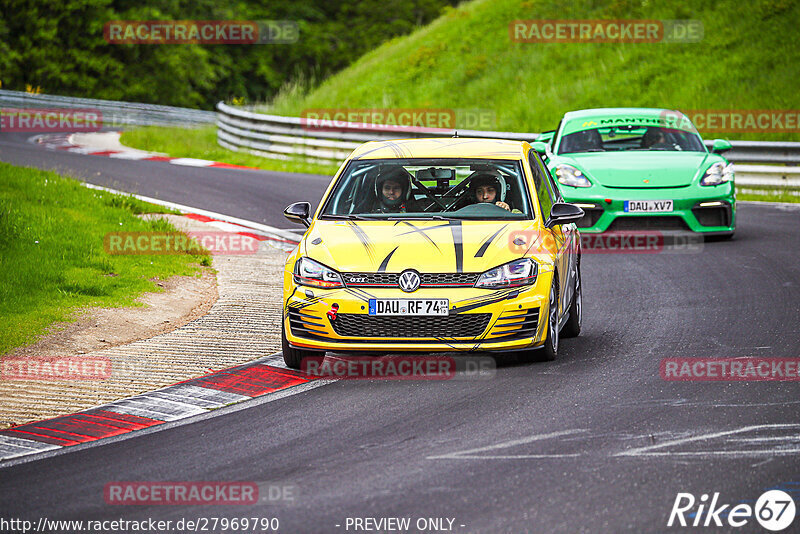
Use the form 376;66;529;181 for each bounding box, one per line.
528;150;555;220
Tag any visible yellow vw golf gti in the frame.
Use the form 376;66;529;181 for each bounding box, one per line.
281;138;584;368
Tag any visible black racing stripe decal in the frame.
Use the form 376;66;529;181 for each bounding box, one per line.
452;288;518;307
450;289;520;314
378;247;399;273
347;221;374;261
474;224;509;258
398;221;441;251
449;221;463;273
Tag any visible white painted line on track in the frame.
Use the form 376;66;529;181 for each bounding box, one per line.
426;429;587;460
615;424;800;457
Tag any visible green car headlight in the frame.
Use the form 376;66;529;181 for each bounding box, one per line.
555;164;592;187
294;257;344;289
475;258;537;289
701;162;734;186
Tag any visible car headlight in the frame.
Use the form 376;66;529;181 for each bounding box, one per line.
555;164;592;187
475;258;538;289
293;257;344;289
700;162;734;186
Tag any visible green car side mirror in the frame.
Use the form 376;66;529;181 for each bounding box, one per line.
531;141;549;157
711;139;732;154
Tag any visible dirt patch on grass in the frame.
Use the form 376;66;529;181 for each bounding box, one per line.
5;269;217;361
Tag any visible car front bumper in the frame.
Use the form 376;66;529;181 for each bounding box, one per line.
283;271;554;353
561;182;735;234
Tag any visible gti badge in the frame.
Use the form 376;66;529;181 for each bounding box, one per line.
398;270;421;292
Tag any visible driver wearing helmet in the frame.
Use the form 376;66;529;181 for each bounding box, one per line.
468;170;515;212
372;167;415;213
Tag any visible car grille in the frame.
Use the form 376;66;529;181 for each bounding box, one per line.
287;308;328;340
342;272;480;288
330;313;491;338
488;308;540;339
576;207;603;228
607;216;690;232
692;205;731;227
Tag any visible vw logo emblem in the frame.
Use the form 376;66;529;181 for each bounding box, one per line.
398;270;421;292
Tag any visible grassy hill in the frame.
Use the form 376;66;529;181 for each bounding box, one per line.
264;0;800;141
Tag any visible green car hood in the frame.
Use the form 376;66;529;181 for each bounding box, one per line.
557;151;714;188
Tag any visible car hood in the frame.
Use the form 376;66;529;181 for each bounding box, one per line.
557;151;713;188
301;219;540;274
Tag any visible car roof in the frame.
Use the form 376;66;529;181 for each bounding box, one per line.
349;138;529;160
558;108;697;136
562;107;678;121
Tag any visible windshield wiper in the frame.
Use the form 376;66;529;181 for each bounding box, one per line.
385;215;456;220
321;214;369;220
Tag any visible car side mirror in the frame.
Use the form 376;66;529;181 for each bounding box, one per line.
531;141;549;158
284;201;312;228
545;202;584;228
711;139;732;154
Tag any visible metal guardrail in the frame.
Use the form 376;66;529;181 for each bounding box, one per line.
2;91;794;188
0;89;215;127
215;102;535;162
216;102;800;188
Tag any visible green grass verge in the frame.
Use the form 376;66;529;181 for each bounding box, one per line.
737;187;800;203
120;126;341;176
260;0;799;142
0;163;211;355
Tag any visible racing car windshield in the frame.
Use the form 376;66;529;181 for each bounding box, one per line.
320;159;533;220
558;125;706;154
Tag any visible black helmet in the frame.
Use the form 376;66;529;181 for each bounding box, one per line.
468;170;506;202
375;167;411;208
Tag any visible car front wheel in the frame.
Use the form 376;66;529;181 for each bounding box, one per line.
282;322;325;370
518;276;559;363
561;262;581;338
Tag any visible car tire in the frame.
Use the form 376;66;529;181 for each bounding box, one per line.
561;262;582;338
282;322;325;370
518;276;559;363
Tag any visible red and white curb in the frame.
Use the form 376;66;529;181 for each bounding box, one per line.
0;191;310;464
0;356;321;462
33;131;259;171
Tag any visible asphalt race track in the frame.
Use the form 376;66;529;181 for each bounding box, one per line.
0;132;332;228
2;131;800;533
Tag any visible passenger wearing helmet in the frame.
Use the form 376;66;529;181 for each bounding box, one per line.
372;167;414;213
641;127;672;149
468;171;514;212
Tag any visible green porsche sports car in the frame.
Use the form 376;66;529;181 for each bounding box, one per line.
538;108;735;236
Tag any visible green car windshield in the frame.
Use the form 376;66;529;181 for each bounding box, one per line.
320;158;532;220
558;125;706;154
